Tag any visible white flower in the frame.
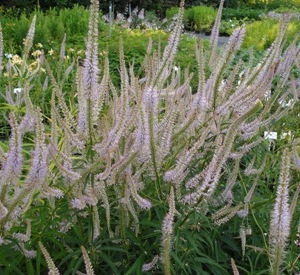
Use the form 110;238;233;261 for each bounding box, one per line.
13;88;23;94
264;131;277;140
265;90;272;100
281;131;292;140
279;98;294;108
5;53;13;59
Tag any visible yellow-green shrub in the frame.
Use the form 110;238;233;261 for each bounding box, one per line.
243;19;300;50
243;20;279;50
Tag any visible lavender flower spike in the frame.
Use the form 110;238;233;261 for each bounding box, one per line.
269;148;291;275
24;110;48;190
0;113;23;186
23;15;36;63
161;187;175;275
0;22;3;75
209;0;225;68
82;0;99;96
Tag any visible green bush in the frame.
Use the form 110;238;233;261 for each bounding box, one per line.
1;5;93;54
0;6;202;93
222;7;266;20
166;5;217;32
249;0;300;9
219;18;245;36
97;27;206;89
243;19;279;50
242;18;300;50
190;6;217;32
166;6;180;20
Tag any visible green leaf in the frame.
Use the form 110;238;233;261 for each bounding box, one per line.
125;254;144;275
195;254;228;272
99;252;120;275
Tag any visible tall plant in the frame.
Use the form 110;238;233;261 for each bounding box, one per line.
0;0;299;273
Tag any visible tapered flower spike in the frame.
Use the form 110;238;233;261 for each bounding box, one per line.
209;0;225;69
0;201;8;221
19;84;36;134
23;15;36;63
56;33;66;79
127;172;152;210
24;109;48;190
13;219;31;242
269;148;291;275
142;255;159;272
83;0;99;114
161;187;175;275
154;0;184;86
0;22;3;75
0;113;23;186
81;246;95;275
39;242;60;275
92;206;100;240
94;181;114;238
231;258;240;275
183;100;263;204
212;202;243;226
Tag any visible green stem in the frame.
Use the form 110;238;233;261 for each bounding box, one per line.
0;184;8;203
163;235;172;275
149;112;162;200
0;188;32;228
239;170;268;249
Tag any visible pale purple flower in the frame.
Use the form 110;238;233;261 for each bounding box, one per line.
82;0;99;95
0;22;3;74
162;187;175;236
138;9;145;20
41;186;64;199
0;113;23;185
142;255;159;272
0;201;8;220
127;172;152;210
71;198;86;210
23;15;36;62
24;111;48;189
269;148;291;273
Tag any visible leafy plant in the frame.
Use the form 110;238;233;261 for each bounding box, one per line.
243;19;279;50
166;5;217;32
0;0;299;274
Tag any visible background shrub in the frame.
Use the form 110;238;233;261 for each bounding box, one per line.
222;7;266;20
243;19;279;50
166;5;217;32
243;18;300;50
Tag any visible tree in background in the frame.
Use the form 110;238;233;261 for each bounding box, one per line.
0;0;220;15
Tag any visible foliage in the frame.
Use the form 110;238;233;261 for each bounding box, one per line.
166;5;217;32
243;17;300;50
243;19;279;50
219;18;247;36
1;5;93;54
0;0;300;274
248;0;300;9
0;6;204;101
222;7;266;20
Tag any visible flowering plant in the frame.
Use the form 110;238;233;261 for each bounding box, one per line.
0;0;299;273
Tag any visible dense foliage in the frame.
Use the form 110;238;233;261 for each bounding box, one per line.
0;0;300;274
1;0;300;16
